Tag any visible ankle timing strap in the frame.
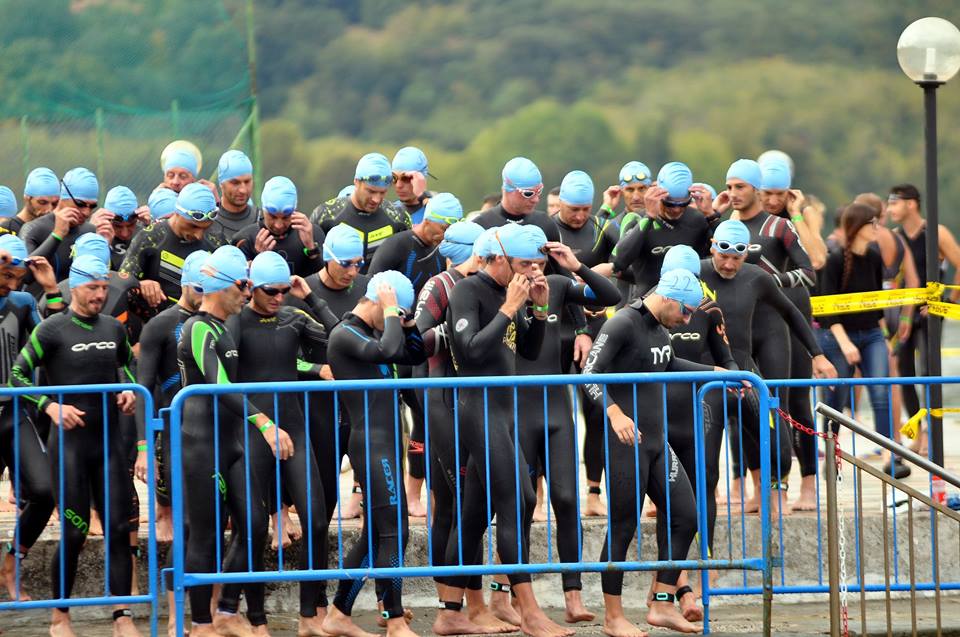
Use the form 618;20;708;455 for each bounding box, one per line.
653;592;676;603
490;582;511;594
439;600;463;612
5;543;25;560
113;609;133;621
675;585;694;600
588;486;602;495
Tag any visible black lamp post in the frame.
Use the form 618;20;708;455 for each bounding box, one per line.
897;17;960;466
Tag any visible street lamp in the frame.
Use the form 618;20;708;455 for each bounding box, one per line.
897;17;960;468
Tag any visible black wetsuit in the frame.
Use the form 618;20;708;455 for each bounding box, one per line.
0;292;53;555
232;219;326;277
581;301;709;593
555;214;620;487
745;210;817;478
176;312;270;626
699;259;823;482
119;219;223;306
111;237;134;272
611;209;712;299
446;270;545;587
228;304;329;620
326;312;425;618
0;215;29;237
21;214;96;283
212;203;258;241
310;198;411;273
517;267;620;591
9;310;136;607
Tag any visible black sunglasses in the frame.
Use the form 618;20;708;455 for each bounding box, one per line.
60;180;97;210
259;285;291;297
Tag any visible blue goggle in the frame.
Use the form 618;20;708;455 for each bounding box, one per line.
264;205;296;216
358;174;395;188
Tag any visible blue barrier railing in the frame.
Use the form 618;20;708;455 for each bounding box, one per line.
166;371;772;637
0;383;159;634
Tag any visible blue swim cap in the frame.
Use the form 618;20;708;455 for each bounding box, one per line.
473;227;501;258
69;254;110;289
712;220;751;252
726;159;763;190
147;188;178;219
0;235;28;263
217;150;253;184
0;187;17;217
366;270;415;311
657;269;704;309
72;232;110;266
660;245;702;278
60;167;99;202
181;250;210;287
163;149;199;177
392;146;433;177
559;170;594;205
497;223;547;260
176;183;218;220
657;162;694;202
251;251;292;288
501;157;542;192
440;220;484;265
424;192;463;225
354;153;393;187
323;223;364;262
692;182;717;201
200;245;249;293
24;167;60;198
104;186;138;220
337;185;356;199
261;176;298;215
619;161;653;186
760;160;792;191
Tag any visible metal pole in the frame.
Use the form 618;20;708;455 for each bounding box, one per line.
245;0;262;202
171;99;180;138
825;435;841;637
95;107;105;187
921;81;944;466
19;116;30;182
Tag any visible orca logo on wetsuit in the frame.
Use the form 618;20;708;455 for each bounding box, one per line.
670;332;701;341
224;350;238;358
747;244;763;253
650;345;672;366
71;341;118;352
650;246;677;255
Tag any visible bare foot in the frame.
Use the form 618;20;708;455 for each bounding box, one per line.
643;498;657;518
742;495;760;514
189;624;219;637
322;606;378;637
385;616;419;637
282;506;302;542
50;610;76;637
467;605;520;633
0;489;15;513
532;504;548;523
677;592;703;623
271;513;294;551
602;614;647;637
584;492;607;518
213;612;256;637
1;553;30;600
490;591;521;627
252;624;273;636
113;615;144;637
520;608;575;637
791;476;818;512
89;510;104;537
646;601;700;634
378;606;414;627
563;590;595;623
336;491;362;520
434;609;488;635
771;490;793;519
406;493;427;518
299;614;332;637
157;505;174;543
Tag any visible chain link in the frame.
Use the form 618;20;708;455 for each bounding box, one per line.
777;407;849;637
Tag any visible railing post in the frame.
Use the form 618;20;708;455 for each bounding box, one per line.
825;431;841;637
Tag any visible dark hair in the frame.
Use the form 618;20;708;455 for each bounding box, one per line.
890;183;921;208
839;203;878;290
482;193;501;206
548;186;561;196
833;206;846;229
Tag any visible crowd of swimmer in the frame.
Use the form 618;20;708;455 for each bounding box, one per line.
0;143;950;637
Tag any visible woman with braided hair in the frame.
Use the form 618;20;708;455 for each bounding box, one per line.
816;203;904;475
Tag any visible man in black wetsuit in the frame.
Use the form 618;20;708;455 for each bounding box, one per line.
119;182;224;310
96;186;149;272
230;251;329;636
712;159;818;512
369;192;463;518
310;153;412;271
9;253;141;637
440;222;575;637
597;160;652;236
233;176;325;277
212;150;258;241
391;146;435;225
582;267;714;636
176;245;294;637
0;235;57;600
0;168;60;237
320;270;426;637
21;167;102;284
699;220;836;516
553;169;619;517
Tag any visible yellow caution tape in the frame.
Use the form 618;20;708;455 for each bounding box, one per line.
812;282;960;318
900;407;960;440
942;348;960;357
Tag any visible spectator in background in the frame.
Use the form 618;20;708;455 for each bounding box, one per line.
546;186;561;217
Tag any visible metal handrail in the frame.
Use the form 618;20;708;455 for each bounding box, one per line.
816;403;960;489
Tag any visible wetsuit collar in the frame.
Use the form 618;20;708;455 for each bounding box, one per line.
67;308;100;325
476;269;505;291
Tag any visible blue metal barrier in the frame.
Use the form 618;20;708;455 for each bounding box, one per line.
166;371;771;636
0;383;159;634
703;375;960;611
